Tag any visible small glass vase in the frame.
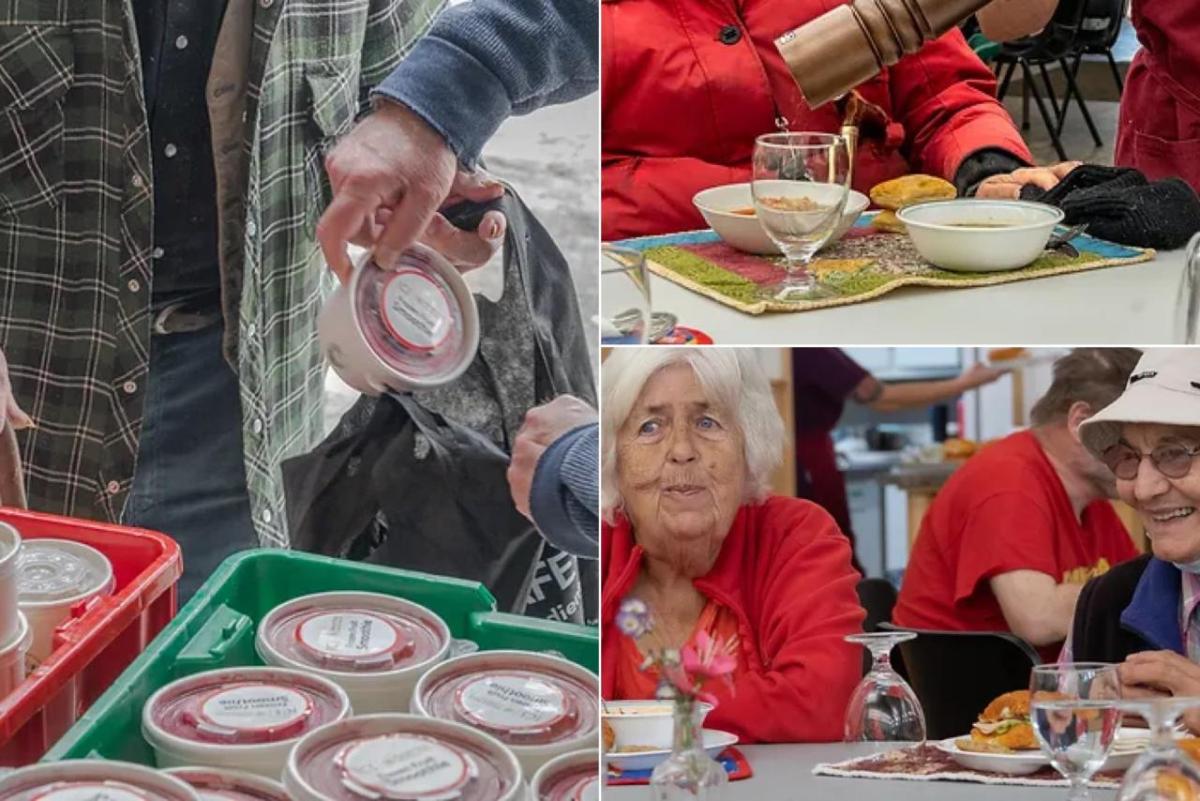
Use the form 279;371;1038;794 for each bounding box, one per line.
649;695;727;800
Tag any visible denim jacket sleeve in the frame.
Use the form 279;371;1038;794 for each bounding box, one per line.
529;423;598;559
371;0;598;168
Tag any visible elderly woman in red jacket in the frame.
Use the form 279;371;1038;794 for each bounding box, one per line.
601;0;1037;240
601;348;865;743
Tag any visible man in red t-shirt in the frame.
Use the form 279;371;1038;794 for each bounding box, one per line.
894;349;1144;660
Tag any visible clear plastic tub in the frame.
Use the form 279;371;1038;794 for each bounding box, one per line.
0;759;201;800
18;538;115;664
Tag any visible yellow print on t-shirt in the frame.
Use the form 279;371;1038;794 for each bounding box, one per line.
1062;558;1112;585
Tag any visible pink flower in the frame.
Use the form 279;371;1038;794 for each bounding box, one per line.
681;631;737;683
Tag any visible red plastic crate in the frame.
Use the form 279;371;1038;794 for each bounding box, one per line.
0;508;181;765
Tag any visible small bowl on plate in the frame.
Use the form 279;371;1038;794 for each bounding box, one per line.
897;199;1065;272
693;183;869;255
603;699;714;752
605;729;737;773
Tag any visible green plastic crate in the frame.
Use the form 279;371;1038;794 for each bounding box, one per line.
44;549;597;763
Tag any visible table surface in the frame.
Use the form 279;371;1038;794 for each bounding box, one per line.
649;245;1187;345
603;743;1115;800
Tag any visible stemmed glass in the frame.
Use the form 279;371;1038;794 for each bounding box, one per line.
600;245;651;345
1114;697;1200;801
1030;663;1123;801
751;132;850;302
843;632;926;742
1174;232;1200;343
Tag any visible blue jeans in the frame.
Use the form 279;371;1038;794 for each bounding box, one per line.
122;322;259;602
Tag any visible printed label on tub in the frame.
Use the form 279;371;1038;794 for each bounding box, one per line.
200;684;311;732
37;785;149;801
457;674;567;731
381;270;451;351
299;612;399;659
339;735;476;800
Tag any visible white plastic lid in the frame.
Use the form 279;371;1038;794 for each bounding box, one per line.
18;539;114;605
539;769;598;801
288;715;520;801
259;593;448;675
415;652;598;746
354;250;472;383
146;667;350;749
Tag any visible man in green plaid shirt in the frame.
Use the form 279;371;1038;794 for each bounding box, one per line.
0;0;515;596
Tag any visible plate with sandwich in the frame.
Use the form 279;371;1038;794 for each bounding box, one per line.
937;690;1150;775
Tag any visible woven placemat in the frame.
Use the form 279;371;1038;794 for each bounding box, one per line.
813;743;1123;788
613;217;1156;315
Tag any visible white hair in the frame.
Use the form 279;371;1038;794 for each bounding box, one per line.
601;348;785;519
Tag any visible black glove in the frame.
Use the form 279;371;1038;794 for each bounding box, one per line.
1019;165;1200;249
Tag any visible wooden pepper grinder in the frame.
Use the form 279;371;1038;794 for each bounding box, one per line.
777;0;992;109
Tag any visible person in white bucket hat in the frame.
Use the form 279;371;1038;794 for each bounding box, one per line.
1071;348;1200;732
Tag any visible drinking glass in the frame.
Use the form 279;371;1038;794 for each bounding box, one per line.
1030;663;1123;801
600;245;650;345
1174;232;1200;343
751;132;850;302
1115;697;1200;801
843;632;926;742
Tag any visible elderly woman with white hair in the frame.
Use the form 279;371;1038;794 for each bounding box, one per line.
600;348;864;743
1072;349;1200;727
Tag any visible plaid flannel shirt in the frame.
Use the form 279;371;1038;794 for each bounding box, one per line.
0;0;442;545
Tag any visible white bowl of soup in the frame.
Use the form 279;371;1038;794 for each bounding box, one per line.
693;183;869;255
896;199;1066;272
602;699;714;754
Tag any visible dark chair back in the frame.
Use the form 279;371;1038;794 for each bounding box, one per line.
879;622;1041;739
999;0;1091;60
857;578;898;633
1080;0;1128;49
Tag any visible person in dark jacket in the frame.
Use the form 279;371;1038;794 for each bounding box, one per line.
1072;349;1200;730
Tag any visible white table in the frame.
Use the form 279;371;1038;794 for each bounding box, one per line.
603;743;1114;800
649;247;1187;344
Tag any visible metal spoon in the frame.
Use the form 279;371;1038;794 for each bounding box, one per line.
1046;223;1089;258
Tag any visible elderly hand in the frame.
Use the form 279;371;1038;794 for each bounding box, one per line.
316;100;507;284
975;162;1083;200
0;349;32;434
507;396;597;521
1119;651;1200;733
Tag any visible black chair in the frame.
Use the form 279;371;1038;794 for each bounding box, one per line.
1053;0;1129;140
879;622;1041;739
993;0;1097;160
857;577;898;634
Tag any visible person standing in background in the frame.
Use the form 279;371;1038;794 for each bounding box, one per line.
792;349;1005;572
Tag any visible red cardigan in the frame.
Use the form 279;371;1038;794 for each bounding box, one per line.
601;0;1033;241
602;496;865;743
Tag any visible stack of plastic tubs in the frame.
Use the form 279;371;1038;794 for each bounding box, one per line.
0;509;181;764
45;548;597;765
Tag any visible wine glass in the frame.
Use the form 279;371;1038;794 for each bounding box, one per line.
1030;663;1123;801
751;132;850;302
1174;232;1200;343
1115;697;1200;801
843;632;926;742
600;245;651;345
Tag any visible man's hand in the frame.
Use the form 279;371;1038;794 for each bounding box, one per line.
316;100;506;284
507;396;597;521
1119;651;1200;733
976;162;1082;200
0;349;32;434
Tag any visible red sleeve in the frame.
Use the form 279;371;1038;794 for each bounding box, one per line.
887;29;1034;180
708;502;865;743
953;491;1058;604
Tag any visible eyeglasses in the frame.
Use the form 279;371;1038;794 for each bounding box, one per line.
1102;442;1200;480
